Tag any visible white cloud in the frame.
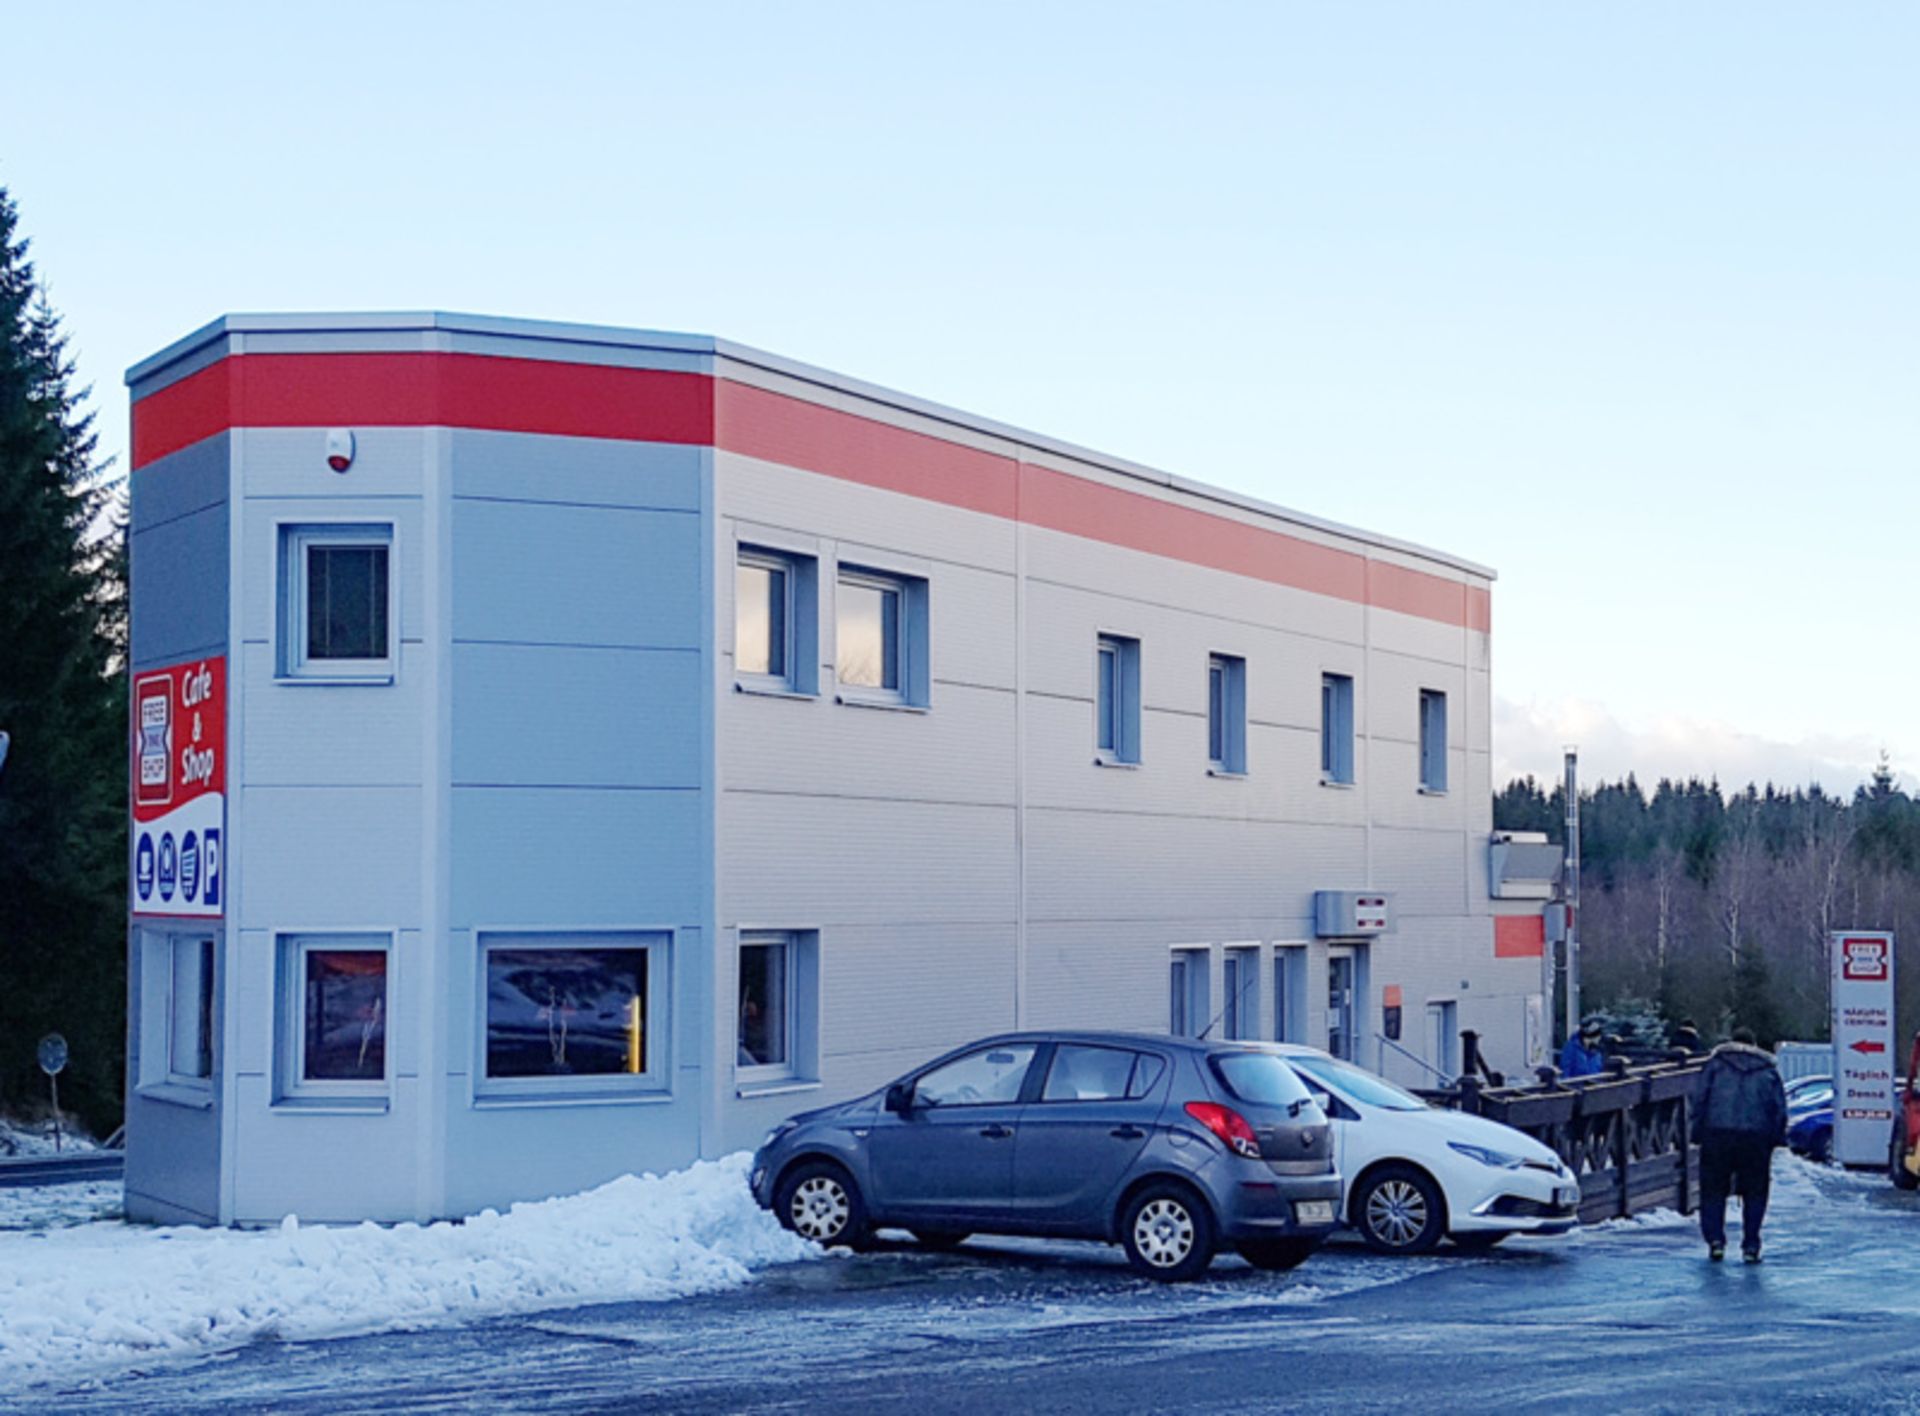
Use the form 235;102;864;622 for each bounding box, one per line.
1493;696;1911;796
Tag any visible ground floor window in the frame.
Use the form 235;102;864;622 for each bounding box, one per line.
1169;947;1210;1037
169;935;215;1082
479;932;667;1094
1273;947;1306;1043
736;930;820;1089
278;935;390;1099
1223;946;1259;1041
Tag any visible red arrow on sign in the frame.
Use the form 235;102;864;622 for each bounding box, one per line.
1851;1040;1887;1055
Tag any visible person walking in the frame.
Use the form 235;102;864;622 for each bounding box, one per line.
1693;1026;1789;1263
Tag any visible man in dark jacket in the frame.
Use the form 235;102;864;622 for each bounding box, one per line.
1692;1027;1789;1262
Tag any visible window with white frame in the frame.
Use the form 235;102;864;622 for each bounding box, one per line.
736;546;811;693
168;935;215;1083
278;935;389;1099
1223;946;1259;1040
279;525;394;680
1097;634;1142;764
835;566;929;706
1208;654;1246;774
1321;672;1355;784
1419;689;1448;793
738;934;794;1078
480;932;666;1092
1169;947;1210;1037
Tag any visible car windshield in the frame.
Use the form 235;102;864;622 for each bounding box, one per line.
1209;1052;1312;1109
1287;1054;1427;1112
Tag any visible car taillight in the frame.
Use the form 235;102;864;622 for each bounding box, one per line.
1184;1101;1262;1159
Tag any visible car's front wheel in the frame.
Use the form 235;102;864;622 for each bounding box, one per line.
1120;1182;1217;1283
1353;1165;1446;1254
775;1161;872;1250
1238;1238;1318;1272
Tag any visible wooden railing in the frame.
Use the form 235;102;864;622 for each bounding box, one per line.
1424;1033;1705;1224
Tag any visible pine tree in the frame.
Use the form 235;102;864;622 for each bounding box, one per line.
0;187;127;1134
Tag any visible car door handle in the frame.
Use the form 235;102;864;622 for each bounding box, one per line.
979;1124;1014;1139
1110;1126;1146;1140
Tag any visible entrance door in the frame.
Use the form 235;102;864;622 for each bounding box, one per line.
1328;953;1356;1061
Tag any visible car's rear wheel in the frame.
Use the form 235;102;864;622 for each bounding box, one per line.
910;1229;971;1251
1354;1165;1446;1254
1450;1231;1508;1251
1238;1238;1318;1272
1120;1182;1217;1283
775;1161;871;1250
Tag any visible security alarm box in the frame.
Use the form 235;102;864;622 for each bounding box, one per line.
1314;890;1394;937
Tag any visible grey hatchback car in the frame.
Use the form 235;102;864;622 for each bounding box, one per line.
750;1031;1341;1282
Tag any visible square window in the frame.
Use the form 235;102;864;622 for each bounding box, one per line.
1096;634;1142;764
276;935;390;1100
478;932;668;1096
279;525;395;680
736;546;818;695
1321;672;1355;784
1208;654;1246;774
1419;689;1449;793
168;936;215;1082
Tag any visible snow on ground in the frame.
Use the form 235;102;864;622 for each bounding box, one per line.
0;1116;99;1157
0;1180;123;1232
0;1152;816;1392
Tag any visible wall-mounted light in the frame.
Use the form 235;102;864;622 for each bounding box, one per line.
326;429;356;473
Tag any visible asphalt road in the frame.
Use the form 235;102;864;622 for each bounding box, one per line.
47;1160;1920;1415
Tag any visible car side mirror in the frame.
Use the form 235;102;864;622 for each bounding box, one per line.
884;1082;914;1114
1310;1090;1333;1114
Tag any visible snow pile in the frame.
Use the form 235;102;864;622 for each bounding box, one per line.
0;1152;816;1389
0;1116;97;1158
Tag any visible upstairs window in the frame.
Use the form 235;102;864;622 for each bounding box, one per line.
736;546;818;696
1096;634;1142;764
1419;689;1449;793
1208;654;1247;774
835;566;929;706
1321;672;1355;784
280;525;395;681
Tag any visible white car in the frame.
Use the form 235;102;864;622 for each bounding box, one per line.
1277;1046;1581;1253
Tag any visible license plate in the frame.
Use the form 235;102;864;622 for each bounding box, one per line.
1555;1186;1578;1207
1294;1200;1336;1225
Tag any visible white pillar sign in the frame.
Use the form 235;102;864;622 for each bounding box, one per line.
1831;930;1896;1167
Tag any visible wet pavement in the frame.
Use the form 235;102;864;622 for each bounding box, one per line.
44;1159;1920;1414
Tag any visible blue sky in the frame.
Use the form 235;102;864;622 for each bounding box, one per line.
5;3;1915;791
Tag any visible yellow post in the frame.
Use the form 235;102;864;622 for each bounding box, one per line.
627;995;644;1074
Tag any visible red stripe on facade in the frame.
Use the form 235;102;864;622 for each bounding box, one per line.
132;351;1488;629
715;379;1018;520
1494;914;1546;959
134;353;712;466
1020;462;1369;605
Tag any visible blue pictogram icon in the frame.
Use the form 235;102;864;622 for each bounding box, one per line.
181;830;200;902
158;832;177;903
202;829;221;909
136;833;155;901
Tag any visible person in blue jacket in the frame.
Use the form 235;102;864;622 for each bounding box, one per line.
1558;1017;1607;1078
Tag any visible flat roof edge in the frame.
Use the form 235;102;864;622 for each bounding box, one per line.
126;311;1495;582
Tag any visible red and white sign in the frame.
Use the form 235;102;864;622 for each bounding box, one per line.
131;656;226;918
1832;931;1895;1167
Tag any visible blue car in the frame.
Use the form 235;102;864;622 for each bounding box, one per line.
751;1031;1342;1282
1786;1076;1833;1161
